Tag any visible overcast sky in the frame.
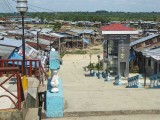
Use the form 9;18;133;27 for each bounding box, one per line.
1;0;160;13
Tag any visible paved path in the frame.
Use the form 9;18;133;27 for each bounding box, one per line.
58;54;160;117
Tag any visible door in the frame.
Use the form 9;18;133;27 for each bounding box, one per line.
120;62;126;77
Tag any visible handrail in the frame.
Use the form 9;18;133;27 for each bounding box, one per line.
0;59;48;84
0;67;24;110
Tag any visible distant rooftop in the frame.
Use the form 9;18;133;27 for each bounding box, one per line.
70;29;94;34
0;37;22;47
130;34;160;47
40;28;52;33
100;23;138;35
100;23;134;31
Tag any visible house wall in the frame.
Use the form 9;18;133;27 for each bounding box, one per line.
146;58;160;76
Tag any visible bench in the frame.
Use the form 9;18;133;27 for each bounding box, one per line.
149;74;160;88
126;75;142;88
114;75;122;85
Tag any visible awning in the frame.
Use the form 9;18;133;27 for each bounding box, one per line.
82;38;90;45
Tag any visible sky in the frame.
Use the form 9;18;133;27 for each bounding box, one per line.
1;0;160;13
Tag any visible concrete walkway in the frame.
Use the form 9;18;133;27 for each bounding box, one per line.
57;54;160;117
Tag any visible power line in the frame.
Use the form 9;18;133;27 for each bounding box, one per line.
3;0;13;13
28;4;54;12
0;0;17;30
0;0;15;13
0;1;9;13
28;6;41;12
5;0;16;12
11;0;54;12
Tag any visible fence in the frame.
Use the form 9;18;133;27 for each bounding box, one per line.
0;67;24;110
0;59;48;85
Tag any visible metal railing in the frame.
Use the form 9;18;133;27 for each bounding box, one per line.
0;67;24;110
0;59;48;85
0;59;48;110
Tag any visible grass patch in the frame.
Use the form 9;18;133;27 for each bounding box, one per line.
66;50;87;54
91;48;100;51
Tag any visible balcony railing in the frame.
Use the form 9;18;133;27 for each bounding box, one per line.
0;59;48;85
0;67;24;110
0;59;48;110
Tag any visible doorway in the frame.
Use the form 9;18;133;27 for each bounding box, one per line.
120;62;126;77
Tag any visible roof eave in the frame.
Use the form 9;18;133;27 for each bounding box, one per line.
102;31;139;35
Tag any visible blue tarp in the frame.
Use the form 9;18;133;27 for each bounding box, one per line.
8;52;40;67
82;38;90;45
9;52;22;59
129;51;136;62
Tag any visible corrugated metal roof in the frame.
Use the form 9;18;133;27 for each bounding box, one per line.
70;29;95;34
0;37;22;47
70;29;83;34
83;29;94;34
49;32;64;38
0;46;14;59
130;34;160;47
65;31;79;36
144;47;160;60
41;28;52;33
0;25;5;29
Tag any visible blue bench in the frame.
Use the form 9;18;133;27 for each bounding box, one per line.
105;72;110;81
126;75;142;88
114;75;122;85
149;74;160;88
98;72;103;79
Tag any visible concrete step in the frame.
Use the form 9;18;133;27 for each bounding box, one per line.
25;108;40;120
42;114;160;120
64;109;160;117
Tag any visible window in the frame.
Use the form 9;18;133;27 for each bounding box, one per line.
145;40;150;46
136;44;141;48
141;42;145;47
152;38;157;43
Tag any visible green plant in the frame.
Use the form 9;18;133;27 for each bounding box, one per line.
87;63;95;70
131;65;139;73
95;61;103;70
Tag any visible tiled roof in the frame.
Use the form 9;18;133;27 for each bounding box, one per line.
100;23;134;31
